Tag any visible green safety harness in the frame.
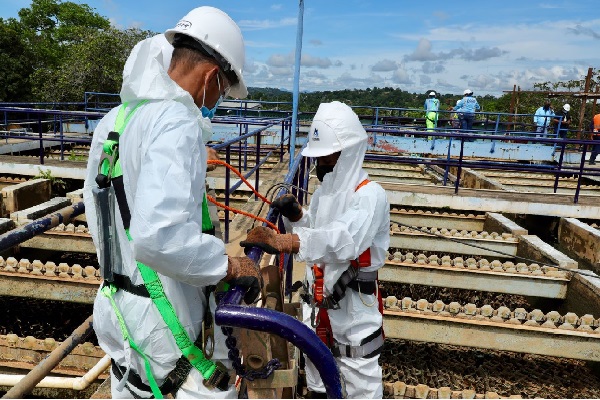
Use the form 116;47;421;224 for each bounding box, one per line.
96;101;228;398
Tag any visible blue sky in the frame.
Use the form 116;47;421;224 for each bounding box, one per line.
3;0;600;96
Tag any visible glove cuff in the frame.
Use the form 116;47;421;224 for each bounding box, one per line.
277;234;299;253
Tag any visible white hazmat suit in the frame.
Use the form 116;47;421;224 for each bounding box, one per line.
285;101;390;398
83;34;235;398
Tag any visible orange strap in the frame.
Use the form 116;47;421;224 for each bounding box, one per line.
355;179;370;192
312;178;380;347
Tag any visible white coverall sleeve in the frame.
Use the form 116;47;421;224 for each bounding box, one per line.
282;207;310;233
129;115;228;287
293;189;386;264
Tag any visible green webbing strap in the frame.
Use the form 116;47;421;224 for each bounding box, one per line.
101;284;163;399
201;193;214;233
125;230;217;380
100;100;148;178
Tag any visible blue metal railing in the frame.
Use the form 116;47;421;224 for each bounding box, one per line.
364;128;600;203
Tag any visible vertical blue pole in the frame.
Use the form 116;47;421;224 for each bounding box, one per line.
289;0;304;168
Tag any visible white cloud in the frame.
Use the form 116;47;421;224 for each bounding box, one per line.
371;59;399;72
266;52;336;69
405;38;507;62
405;38;439;61
568;24;600;40
422;61;445;74
238;17;296;31
391;68;411;84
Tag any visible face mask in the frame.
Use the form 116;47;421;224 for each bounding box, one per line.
200;72;224;120
316;165;335;182
200;96;223;119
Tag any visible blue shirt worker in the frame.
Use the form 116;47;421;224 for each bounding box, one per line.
454;89;480;132
424;91;440;132
533;101;554;136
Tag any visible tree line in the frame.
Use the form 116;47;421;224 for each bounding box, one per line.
0;0;153;103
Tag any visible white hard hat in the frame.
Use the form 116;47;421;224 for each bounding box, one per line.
463;89;473;95
165;6;247;99
302;101;367;158
429;91;436;96
563;104;571;112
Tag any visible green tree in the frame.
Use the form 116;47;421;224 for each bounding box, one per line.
0;18;34;101
32;27;154;102
18;0;110;70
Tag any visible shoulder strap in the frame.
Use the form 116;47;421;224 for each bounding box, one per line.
355;179;371;192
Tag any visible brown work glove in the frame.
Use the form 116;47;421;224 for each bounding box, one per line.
239;226;299;255
225;256;261;304
271;194;303;222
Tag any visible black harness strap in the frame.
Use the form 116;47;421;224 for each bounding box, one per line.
111;333;207;398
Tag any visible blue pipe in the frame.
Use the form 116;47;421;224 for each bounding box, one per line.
0;202;85;252
289;0;304;168
217;288;343;399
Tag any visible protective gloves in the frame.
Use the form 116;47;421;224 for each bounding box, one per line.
225;256;261;304
239;226;300;255
271;194;303;222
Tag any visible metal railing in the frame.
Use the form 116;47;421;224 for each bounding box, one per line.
364;128;600;203
209;117;292;243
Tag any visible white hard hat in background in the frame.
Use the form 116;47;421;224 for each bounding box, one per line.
302;101;367;158
563;104;571;112
429;91;436;96
464;89;473;95
165;6;247;99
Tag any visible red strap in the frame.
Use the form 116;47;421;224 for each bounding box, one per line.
312;264;333;346
350;247;371;268
316;307;333;347
312;265;325;305
313;179;374;347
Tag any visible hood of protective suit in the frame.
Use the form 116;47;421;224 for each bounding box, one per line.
120;34;213;141
308;101;368;228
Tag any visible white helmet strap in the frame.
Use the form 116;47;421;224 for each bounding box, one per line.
172;33;238;85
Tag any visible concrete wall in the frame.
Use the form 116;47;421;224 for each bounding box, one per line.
517;235;578;270
558;218;600;271
1;179;50;215
562;272;600;316
450;168;508;191
483;212;528;236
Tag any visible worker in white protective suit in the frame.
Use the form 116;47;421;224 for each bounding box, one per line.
241;101;390;398
83;7;261;399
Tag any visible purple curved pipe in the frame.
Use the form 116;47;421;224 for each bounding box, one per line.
216;287;343;399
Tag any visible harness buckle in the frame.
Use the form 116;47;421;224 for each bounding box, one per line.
322;296;341;310
203;361;230;391
310;302;319;328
